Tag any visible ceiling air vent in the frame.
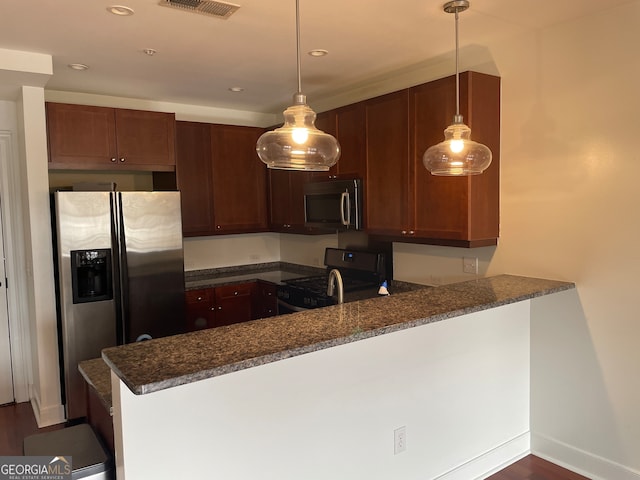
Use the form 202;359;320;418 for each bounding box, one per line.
158;0;240;19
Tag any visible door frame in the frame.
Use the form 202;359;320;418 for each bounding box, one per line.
0;131;32;402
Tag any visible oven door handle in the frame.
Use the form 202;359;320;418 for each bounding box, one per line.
340;191;350;226
277;298;309;312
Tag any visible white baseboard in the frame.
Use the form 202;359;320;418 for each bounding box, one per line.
532;433;640;480
434;432;531;480
30;392;65;428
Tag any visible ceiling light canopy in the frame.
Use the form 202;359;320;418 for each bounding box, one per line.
423;0;492;176
256;0;340;171
68;63;89;71
107;5;134;16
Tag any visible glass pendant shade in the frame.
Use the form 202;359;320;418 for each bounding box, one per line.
256;0;340;171
423;118;491;176
423;0;492;176
256;94;340;171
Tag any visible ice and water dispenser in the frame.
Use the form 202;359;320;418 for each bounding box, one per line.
71;249;113;304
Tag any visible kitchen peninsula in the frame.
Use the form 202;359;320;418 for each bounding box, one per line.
102;274;574;480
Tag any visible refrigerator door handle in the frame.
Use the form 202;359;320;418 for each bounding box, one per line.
110;192;125;345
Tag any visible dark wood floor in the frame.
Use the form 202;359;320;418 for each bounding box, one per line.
1;402;590;479
0;402;65;456
486;455;590;480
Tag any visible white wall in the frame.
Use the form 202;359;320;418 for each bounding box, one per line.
392;2;640;477
16;87;64;426
183;232;338;271
113;301;531;480
183;233;280;271
279;233;338;267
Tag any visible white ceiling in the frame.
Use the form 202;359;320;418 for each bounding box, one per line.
0;0;633;114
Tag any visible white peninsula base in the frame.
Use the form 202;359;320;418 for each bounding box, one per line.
111;299;535;480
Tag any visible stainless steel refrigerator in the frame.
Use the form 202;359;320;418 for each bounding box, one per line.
52;191;185;420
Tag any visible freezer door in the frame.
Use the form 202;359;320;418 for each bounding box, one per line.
54;191;118;420
118;192;185;343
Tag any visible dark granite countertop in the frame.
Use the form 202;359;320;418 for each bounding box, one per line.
78;357;113;413
184;262;325;290
102;274;575;396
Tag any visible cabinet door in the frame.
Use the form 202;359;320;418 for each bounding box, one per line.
214;283;254;327
335;102;366;179
185;289;215;331
268;169;292;230
114;109;176;167
313;105;366;180
46;103;117;167
252;281;277;320
314;110;338;179
210;125;268;233
410;72;500;243
268;170;314;232
176;121;215;236
364;90;411;235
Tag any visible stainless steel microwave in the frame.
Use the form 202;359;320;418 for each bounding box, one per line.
303;178;362;230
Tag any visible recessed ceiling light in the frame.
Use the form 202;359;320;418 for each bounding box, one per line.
68;63;89;71
308;49;328;57
107;5;134;16
143;48;157;56
229;87;244;93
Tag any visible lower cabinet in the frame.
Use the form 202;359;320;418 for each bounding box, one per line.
252;281;277;320
214;283;254;327
184;288;216;331
184;281;278;332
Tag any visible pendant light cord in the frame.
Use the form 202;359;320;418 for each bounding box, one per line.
454;8;461;123
295;0;302;95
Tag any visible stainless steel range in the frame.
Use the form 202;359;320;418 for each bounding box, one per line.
277;248;387;313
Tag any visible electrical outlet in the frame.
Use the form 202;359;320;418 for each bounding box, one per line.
394;426;407;455
463;256;478;274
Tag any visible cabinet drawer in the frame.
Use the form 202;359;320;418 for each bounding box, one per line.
185;288;213;304
215;283;254;300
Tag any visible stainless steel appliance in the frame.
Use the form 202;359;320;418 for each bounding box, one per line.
303;178;362;231
277;248;385;313
52;191;185;419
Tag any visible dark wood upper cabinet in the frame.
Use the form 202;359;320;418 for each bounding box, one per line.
335;102;367;179
175;121;215;236
364;90;411;236
268;169;315;232
314;104;366;180
361;71;500;247
176;121;268;236
210;125;268;233
410;71;500;245
46;102;175;171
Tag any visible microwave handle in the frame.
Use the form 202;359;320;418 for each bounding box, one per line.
340;191;351;226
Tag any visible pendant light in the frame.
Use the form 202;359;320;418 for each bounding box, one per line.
256;0;340;171
423;0;491;176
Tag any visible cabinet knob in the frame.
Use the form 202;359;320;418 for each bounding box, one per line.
197;296;203;301
234;291;239;296
119;158;126;163
409;230;415;235
216;225;221;229
209;307;215;311
110;158;117;163
401;230;407;235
